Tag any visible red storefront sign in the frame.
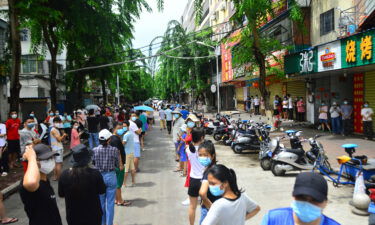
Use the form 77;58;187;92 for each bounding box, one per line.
353;73;364;133
221;43;233;82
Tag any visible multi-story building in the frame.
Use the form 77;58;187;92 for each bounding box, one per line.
284;0;375;132
0;1;67;120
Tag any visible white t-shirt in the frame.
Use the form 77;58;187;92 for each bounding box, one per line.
129;120;140;143
186;145;205;179
202;193;258;225
0;123;6;147
254;98;260;106
330;106;341;118
165;109;173;121
159;109;166;120
361;108;374;121
282;100;288;109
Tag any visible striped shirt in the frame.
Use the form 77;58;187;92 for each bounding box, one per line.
92;144;119;172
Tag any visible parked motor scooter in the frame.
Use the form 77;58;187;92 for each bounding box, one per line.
271;134;328;176
231;121;263;154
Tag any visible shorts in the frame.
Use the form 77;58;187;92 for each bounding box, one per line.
319;119;328;123
141;131;145;136
54;148;63;163
200;207;208;225
147;118;153;124
188;177;202;197
134;143;141;158
282;108;288;112
7;140;20;154
115;167;125;188
125;153;135;172
273;109;279;116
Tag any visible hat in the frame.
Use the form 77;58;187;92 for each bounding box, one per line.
186;114;199;122
71;144;92;167
34;144;59;160
293;172;328;202
99;129;112;140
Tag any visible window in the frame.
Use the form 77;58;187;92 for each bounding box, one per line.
20;29;28;42
320;9;334;36
22;55;42;73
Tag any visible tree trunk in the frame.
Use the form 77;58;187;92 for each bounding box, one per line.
8;0;22;112
252;25;270;109
49;53;58;111
100;75;107;105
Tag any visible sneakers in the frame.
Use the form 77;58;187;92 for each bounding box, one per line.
1;172;8;177
181;198;190;206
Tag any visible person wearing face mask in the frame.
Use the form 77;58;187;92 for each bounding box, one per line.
70;122;83;149
62;112;72;141
92;129;122;225
172;111;185;160
58;144;106;225
44;110;55;126
122;121;136;188
318;101;331;132
198;141;218;224
5;111;21;169
19;144;62;225
20;117;40;156
329;102;342;135
186;128;206;225
130;113;142;172
110;123;130;206
341;99;353;136
165;105;173;134
362;101;374;140
175;124;188;176
50;117;67;181
202;165;260;225
261;172;339;225
29;111;38;125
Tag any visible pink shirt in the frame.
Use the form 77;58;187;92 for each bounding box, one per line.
70;128;80;149
297;100;305;113
319;106;328;120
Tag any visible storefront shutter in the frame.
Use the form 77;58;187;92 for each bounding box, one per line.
287;81;306;99
235;87;244;110
365;71;375;128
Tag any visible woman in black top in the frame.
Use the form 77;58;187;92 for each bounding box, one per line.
58;144;106;225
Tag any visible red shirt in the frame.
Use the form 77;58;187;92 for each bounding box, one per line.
5;118;21;140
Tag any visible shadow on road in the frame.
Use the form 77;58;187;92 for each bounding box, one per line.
134;181;156;187
128;198;157;208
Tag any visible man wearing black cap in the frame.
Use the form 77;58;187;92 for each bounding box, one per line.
58;144;106;225
19;144;62;225
261;172;340;225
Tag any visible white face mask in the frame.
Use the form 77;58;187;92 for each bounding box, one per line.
73;125;79;129
39;159;55;174
11;114;17;119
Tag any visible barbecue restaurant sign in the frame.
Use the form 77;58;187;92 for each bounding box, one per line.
317;41;342;72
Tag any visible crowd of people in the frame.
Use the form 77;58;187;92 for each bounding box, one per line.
167;104;340;225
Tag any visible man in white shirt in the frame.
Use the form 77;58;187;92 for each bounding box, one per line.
361;101;374;140
287;94;294;120
254;95;260;115
165;105;173;134
159;107;166;131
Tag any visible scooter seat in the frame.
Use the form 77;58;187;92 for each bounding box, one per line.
285;148;305;158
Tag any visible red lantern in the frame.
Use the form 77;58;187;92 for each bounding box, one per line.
265;81;271;86
253;82;259;88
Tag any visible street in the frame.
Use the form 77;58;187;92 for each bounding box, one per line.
2;117;369;225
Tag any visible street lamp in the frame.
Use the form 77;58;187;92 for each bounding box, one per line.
195;41;220;114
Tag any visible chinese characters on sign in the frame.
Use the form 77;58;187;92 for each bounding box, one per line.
346;40;356;63
221;43;233;82
360;35;372;60
353;74;364;133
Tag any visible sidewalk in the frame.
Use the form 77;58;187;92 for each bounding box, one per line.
206;111;375;168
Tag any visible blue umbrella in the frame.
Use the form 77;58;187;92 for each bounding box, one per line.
134;105;154;111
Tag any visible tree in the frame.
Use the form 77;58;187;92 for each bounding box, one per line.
229;0;303;109
8;0;22;111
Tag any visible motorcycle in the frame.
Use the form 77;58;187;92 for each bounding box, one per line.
212;114;232;141
231;122;266;154
271;134;329;176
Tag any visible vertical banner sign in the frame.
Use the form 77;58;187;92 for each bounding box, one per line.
353;73;364;133
221;43;233;82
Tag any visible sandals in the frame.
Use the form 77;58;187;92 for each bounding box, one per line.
1;218;18;224
116;201;132;206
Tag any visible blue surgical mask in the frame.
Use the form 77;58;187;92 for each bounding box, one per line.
187;121;195;128
291;200;322;223
364;104;369;108
116;129;125;136
174;114;180;119
209;184;225;197
27;123;35;129
123;127;128;132
49;113;54;116
30;114;34;117
198;157;211;167
131;117;137;121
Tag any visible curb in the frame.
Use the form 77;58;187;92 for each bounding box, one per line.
1;150;73;199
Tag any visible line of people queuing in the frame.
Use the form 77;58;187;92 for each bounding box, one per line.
166;104;340;225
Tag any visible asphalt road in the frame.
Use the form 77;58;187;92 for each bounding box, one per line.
2;116;369;225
